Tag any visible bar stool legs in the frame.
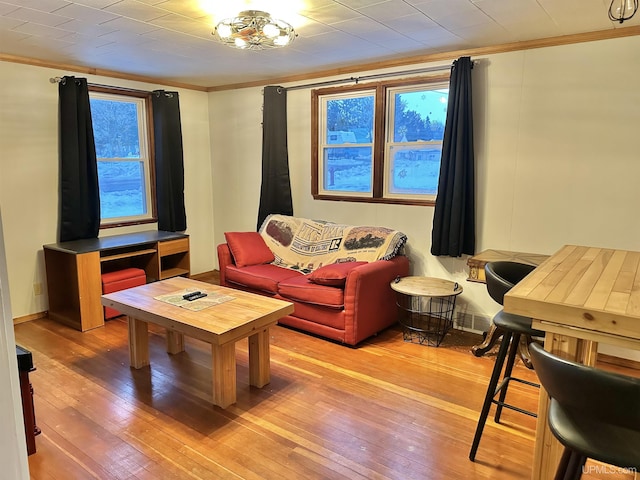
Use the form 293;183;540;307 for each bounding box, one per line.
554;448;587;480
469;330;539;461
470;262;545;463
469;329;513;461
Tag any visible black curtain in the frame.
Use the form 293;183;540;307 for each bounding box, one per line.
431;57;476;257
58;76;100;242
152;90;187;232
257;86;293;230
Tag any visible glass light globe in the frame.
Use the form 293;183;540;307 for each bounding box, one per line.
608;0;638;22
234;37;247;48
262;23;279;38
216;23;232;38
274;35;290;46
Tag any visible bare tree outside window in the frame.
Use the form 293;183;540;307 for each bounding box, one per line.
313;76;449;205
89;88;155;226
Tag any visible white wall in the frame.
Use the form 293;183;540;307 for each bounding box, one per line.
0;61;215;320
209;35;640;360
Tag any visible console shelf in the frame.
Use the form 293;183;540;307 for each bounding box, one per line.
160;267;190;280
44;231;190;331
100;248;157;263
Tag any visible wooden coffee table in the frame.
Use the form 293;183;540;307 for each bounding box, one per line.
101;277;294;408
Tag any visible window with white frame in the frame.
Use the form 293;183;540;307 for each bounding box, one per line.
312;76;449;205
89;87;156;227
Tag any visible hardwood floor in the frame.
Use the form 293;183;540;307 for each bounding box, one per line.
14;281;636;479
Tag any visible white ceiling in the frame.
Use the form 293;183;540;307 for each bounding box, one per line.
0;0;638;89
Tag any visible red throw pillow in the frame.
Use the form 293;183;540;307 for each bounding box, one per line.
225;232;275;268
308;261;368;287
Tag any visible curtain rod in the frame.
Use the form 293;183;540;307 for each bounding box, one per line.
283;63;459;91
49;76;144;91
49;76;174;96
48;76;118;87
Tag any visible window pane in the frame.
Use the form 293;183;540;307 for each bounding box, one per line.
89;89;153;226
393;89;448;142
323;146;372;192
97;161;147;219
388;145;441;195
90;98;141;158
325;96;373;144
314;80;449;203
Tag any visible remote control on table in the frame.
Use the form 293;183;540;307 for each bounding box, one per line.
183;291;202;300
185;292;207;301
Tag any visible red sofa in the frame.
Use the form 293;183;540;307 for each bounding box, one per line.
217;215;410;346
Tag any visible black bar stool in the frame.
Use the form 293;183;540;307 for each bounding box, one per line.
469;261;543;462
529;343;640;479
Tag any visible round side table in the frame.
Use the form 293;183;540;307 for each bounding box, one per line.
390;276;463;346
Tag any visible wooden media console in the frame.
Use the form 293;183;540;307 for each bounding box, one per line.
44;230;190;331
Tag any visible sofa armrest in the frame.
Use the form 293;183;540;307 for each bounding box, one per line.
342;256;410;344
216;243;235;287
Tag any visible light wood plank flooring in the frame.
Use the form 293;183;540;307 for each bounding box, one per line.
14;304;636;479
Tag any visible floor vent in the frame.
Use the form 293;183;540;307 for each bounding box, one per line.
454;312;492;335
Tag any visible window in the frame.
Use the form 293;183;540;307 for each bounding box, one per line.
89;87;156;227
312;76;449;205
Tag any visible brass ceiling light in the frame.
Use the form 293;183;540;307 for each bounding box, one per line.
213;10;297;50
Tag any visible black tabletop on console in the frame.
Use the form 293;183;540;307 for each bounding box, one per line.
43;230;187;254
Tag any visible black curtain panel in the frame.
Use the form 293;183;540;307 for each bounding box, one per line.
431;57;476;257
152;90;187;232
257;86;293;230
58;76;100;242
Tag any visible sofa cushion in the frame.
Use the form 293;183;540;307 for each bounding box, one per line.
277;275;345;308
225;264;302;294
225;231;275;267
307;261;368;287
274;299;346;331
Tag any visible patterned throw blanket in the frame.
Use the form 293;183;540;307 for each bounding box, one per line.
259;214;407;274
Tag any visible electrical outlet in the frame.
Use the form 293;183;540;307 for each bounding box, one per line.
33;283;42;296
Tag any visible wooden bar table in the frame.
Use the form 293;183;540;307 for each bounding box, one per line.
503;244;640;480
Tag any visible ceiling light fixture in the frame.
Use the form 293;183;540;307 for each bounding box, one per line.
213;10;297;50
608;0;638;23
